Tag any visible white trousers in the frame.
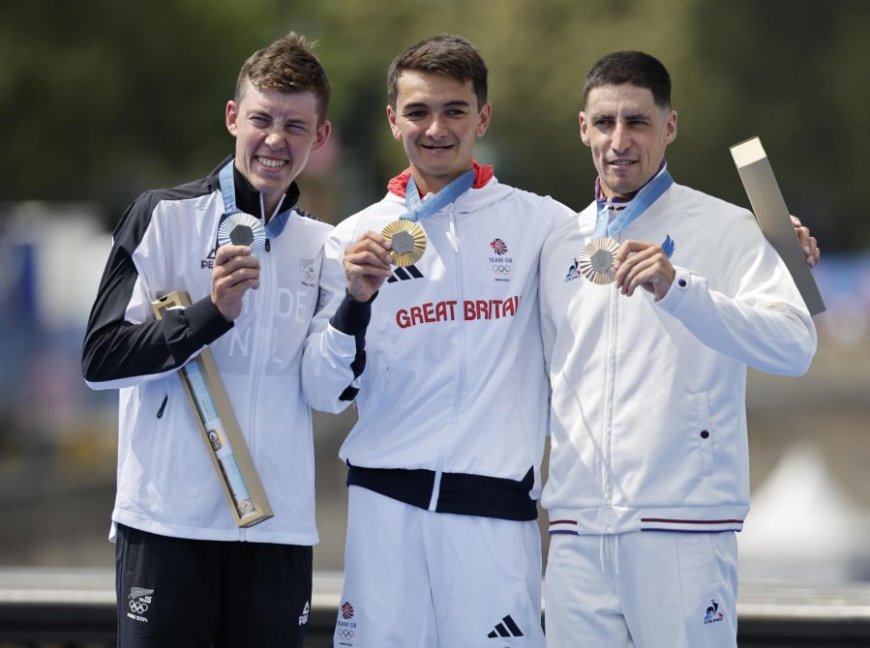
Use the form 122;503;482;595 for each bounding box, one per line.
334;485;546;648
544;531;738;648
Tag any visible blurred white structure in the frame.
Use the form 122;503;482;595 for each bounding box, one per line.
739;442;870;583
6;201;112;331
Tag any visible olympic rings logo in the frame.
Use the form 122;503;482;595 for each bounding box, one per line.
129;600;149;614
338;629;354;639
492;264;512;274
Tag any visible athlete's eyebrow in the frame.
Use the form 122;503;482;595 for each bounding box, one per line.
403;99;472;110
623;112;652;121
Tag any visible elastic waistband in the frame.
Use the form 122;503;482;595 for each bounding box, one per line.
347;464;537;521
546;505;747;535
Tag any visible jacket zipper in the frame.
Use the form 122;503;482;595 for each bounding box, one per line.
239;207;276;539
602;239;621;524
429;203;464;511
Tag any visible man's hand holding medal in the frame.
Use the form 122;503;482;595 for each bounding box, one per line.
613;239;676;300
343;231;395;303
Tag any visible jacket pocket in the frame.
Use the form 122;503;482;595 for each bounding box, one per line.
356;364;390;424
690;391;715;477
130;381;173;472
156;393;169;419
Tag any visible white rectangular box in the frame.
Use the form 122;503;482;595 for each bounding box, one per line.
152;291;273;527
730;137;825;316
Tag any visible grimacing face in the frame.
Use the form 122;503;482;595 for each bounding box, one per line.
579;83;677;199
226;80;330;215
386;71;491;194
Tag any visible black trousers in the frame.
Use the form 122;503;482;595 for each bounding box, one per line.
115;523;312;647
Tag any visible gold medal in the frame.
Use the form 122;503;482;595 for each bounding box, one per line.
382;220;427;267
579;237;620;284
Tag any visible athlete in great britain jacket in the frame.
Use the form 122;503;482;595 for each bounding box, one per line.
540;178;817;536
303;164;574;520
82;157;332;544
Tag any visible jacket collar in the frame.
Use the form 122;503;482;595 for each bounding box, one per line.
387;161;494;198
210;155;301;221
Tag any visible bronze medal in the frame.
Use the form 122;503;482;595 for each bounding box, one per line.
579;237;620;284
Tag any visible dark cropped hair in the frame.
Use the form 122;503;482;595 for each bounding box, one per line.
583;51;671;110
387;33;488;110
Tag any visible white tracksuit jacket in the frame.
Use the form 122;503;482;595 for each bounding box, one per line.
302;169;574;520
540;180;817;535
82;157;332;544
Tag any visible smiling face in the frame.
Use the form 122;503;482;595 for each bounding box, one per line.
579;83;677;199
386;71;491;195
226;79;330;214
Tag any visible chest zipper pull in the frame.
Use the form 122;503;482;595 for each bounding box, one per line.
156;395;168;419
265;239;271;253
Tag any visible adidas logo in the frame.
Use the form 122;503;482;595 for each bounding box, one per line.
487;614;524;639
387;264;424;283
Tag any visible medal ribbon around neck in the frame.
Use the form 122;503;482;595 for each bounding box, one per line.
382;169;475;266
216;159;294;255
403;169;475;222
593;167;673;238
580;167;673;284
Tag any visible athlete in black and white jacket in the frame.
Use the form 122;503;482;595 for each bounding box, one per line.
82;32;332;647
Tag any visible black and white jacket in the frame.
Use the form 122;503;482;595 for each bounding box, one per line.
83;156;332;544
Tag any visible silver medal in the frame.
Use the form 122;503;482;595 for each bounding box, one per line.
217;212;266;257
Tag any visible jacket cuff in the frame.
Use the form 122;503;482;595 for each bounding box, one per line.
330;291;375;336
657;266;693;311
187;296;234;346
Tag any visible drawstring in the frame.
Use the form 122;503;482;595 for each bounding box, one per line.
598;533;621;575
614;533;620;575
599;535;606;572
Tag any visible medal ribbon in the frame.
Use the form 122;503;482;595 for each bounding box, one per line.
218;159;293;240
402;169;475;222
593;167;673;238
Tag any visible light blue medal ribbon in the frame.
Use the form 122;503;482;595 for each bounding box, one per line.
217;159;294;253
579;168;674;284
593;167;673;238
383;169;476;267
402;169;475;221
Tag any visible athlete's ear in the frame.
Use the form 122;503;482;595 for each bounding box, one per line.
311;120;332;153
475;102;492;138
665;109;678;145
387;104;401;141
578;111;590;147
226;100;239;137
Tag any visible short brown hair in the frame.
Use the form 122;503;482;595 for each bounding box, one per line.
235;32;331;122
387;33;488;110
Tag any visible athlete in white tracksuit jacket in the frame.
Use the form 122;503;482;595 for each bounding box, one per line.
539;51;818;648
301;32;573;648
303;164;572;647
